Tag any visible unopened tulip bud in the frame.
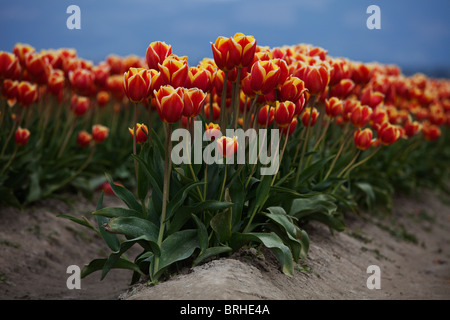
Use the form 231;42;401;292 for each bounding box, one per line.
128;123;149;144
92;124;109;143
15;127;30;146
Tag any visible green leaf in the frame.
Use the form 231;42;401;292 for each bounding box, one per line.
192;246;232;267
228;176;245;228
81;258;143;279
210;207;232;243
58;214;97;232
191;214;209;251
93;207;142;219
105;173;142;213
152;229;199;278
165;181;205;222
296;155;335;186
95;192;120;252
131;152;163;201
230;232;294;276
105;216;159;242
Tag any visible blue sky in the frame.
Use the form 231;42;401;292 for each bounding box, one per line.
1;0;449;75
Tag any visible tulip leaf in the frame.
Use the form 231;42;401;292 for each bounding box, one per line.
192;246;232;267
105;173;142;213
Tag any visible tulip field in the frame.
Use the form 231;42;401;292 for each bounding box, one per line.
1;33;450;286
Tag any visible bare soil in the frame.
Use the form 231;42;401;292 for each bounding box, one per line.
1;189;449;300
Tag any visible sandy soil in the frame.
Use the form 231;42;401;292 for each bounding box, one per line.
1;189;449;300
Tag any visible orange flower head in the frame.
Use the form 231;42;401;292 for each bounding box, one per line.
422;122;441;141
204;122;221;141
146;41;173;70
325;97;343;118
204;102;221;121
354;128;374;151
377;122;401;146
2;79;19;101
17;81;38;107
258;105;275;127
71;95;90;117
77;130;92;147
97;90;110;108
301;107;319;127
370;106;389;131
403;120;422;138
13;43;35;68
0;51;19;79
158;55;188;88
217;136;238;158
153;85;184;123
129;123;149;144
14;127;30;146
228;33;257;69
360;87;384;109
293;62;330;96
274;101;296;127
249;60;281;95
92;124;109;143
47;69;65;95
182;88;207;118
350;104;373;128
329;79;355;99
185;66;212;92
69;67;95;95
211;36;234;71
279;75;307;103
279;118;298;136
123;67;152;102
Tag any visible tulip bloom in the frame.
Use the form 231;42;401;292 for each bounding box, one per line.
0;51;19;79
258;105;275;127
274;101;295;127
13;43;35;67
377;122;401;145
329;58;351;86
123;67;152;102
228;33;257;69
154;85;184;123
71;95;90;117
2;79;19;102
17;81;38;107
325;97;343;118
92;124;109;143
350;104;373;128
185;66;212;92
422;123;441;141
217;136;238;158
128;123;149;144
279;76;306;103
15;127;31;146
69;68;95;94
403;120;422;138
370;107;389;131
360;87;384;109
204;122;221;140
293;62;330;96
301;107;319;127
47;69;65;96
97;91;110;108
249;60;281;95
279;118;298;136
329;79;355;99
183;88;207;118
158;55;188;88
77;130;92;147
354;128;373;150
211;36;234;71
204;102;221;121
146;41;172;70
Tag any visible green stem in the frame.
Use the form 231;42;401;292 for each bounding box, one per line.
153;123;172;278
57;115;76;159
219;164;228;202
219;71;229;129
133;103;138;183
0;145;18;176
340;147;381;179
232;68;242;130
323;130;352;180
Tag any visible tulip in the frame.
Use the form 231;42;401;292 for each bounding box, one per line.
274;101;295;127
2;79;19;102
258;105;275;127
71;95;90;117
228;33;257;69
17;81;38;107
403;120;421;138
15;127;31;146
92;124;109;143
146;41;173;70
123;67;152;102
351;62;372;84
107;74;125;100
211;36;234;71
354;128;373;150
77;130;92;147
280;118;298;136
47;69;65;95
301;107;319;127
204;102;221;121
377;122;401;145
13;43;35;68
128;123;149;144
204;122;221;141
69;68;95;94
422;122;441;141
370;107;389;131
329;58;351;86
350;104;373;128
183;88;207;118
0;51;19;79
360;87;384;109
158;55;188;88
249;60;280;95
93;63;111;88
293;62;330;96
329;79;355;99
185;66;212;92
154;85;184;123
279;75;307;103
25;52;51;84
325;97;343;118
217;136;238;158
97;91;110;108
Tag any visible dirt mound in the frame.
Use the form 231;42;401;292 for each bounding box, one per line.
1;189;449;300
